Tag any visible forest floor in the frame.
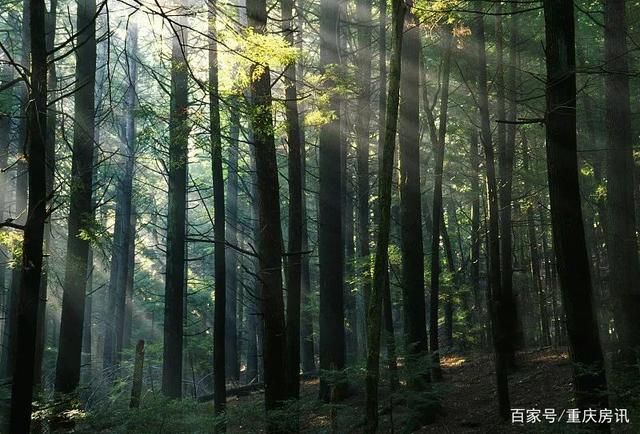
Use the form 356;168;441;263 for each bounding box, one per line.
224;348;636;434
61;347;638;433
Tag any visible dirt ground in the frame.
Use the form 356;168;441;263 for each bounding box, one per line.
226;348;637;433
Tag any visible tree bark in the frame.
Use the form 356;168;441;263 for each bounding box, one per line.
104;22;137;370
469;131;483;346
365;0;406;431
603;0;640;374
398;12;429;388
129;339;145;408
295;0;315;376
1;0;31;380
318;0;346;400
496;1;519;360
8;0;47;429
428;27;453;381
246;0;288;418
209;0;227;427
33;0;57;392
523;136;550;346
473;3;510;420
55;0;97;395
543;0;609;413
356;0;373;329
162;14;188;399
281;0;304;399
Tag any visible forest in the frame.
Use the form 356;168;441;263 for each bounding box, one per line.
0;0;639;432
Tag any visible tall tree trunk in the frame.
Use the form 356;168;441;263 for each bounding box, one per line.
33;0;57;391
1;0;31;380
603;0;640;374
246;0;288;418
469;131;483;346
226;103;239;384
318;0;346;400
0;60;9;347
295;0;315;375
8;0;47;429
543;0;609;413
428;27;453;381
473;3;510;420
523;136;550;346
82;250;93;383
496;1;519;360
55;0;97;395
356;0;372;333
162;14;188;399
343;143;358;364
539;206;561;346
398;12;429;390
441;210;456;350
104;22;137;369
123;210;136;349
208;0;227;426
281;0;303;399
365;0;406;431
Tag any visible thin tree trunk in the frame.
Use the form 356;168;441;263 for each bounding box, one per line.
0;0;30;380
281;0;303;399
208;2;228;432
226;102;239;384
523;136;550;346
0;59;9;349
469;131;483;347
123;210;136;349
295;0;315;376
356;0;372;331
496;1;519;359
33;0;57;391
208;1;227;426
441;210;456;350
365;0;406;430
428;27;453;381
473;3;510;419
104;23;138;369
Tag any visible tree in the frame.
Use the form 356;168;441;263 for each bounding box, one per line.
365;0;406;430
355;0;372;330
472;3;510;419
428;26;453;381
543;0;609;412
318;0;346;400
33;0;57;391
523;136;550;346
55;0;97;395
496;2;519;359
162;13;189;399
209;0;227;426
398;11;428;386
0;0;31;380
8;0;47;430
246;0;288;420
469;131;483;345
281;0;304;399
603;0;640;374
104;21;138;370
